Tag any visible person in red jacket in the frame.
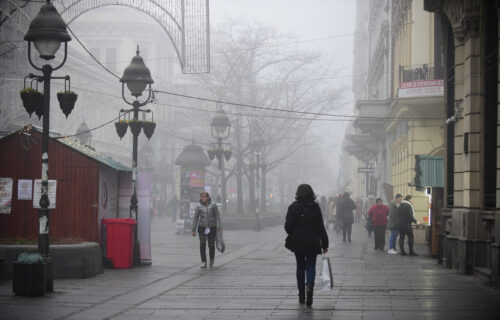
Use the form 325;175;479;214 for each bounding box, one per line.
367;198;389;250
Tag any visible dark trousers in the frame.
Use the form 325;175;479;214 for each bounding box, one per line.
294;253;317;292
399;227;414;253
198;226;216;262
373;225;386;249
342;223;352;241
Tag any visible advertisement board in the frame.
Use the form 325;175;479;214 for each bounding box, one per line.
0;178;13;214
399;79;444;98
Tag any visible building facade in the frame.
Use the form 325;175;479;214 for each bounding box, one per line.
424;0;500;284
344;0;446;224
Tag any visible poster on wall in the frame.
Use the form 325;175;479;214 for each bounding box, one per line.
17;179;33;200
189;170;204;187
33;179;57;209
0;178;13;214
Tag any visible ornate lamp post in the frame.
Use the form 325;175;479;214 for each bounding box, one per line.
207;109;231;210
250;137;265;230
114;46;155;220
21;0;74;292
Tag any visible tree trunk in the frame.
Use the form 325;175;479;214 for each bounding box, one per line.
249;164;256;214
235;119;244;214
260;164;267;214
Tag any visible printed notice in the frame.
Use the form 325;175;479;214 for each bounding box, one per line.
18;179;33;200
0;178;13;214
33;179;57;209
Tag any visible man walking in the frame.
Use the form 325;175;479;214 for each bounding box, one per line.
367;198;389;250
387;194;402;255
397;195;418;256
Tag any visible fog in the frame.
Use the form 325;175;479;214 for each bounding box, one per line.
1;0;356;218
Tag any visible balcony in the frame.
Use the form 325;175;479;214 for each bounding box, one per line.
398;64;444;98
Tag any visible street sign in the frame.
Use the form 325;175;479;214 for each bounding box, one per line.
358;167;375;173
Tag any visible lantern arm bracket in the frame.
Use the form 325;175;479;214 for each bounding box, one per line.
27;41;68;72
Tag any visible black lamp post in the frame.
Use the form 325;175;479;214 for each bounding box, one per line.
22;0;73;291
115;46;154;220
207;109;231;210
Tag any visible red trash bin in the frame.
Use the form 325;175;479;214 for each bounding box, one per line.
102;218;137;269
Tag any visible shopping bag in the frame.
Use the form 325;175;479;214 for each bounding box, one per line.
216;230;225;253
319;255;333;291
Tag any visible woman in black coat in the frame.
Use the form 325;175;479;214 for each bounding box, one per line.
285;184;329;307
338;192;356;242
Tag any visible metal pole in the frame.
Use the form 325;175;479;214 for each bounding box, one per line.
38;64;52;256
255;153;261;230
130;100;139;219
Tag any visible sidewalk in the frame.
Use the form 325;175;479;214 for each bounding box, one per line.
1;219;499;320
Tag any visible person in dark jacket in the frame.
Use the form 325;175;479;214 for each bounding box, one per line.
285;184;329;307
337;192;356;242
192;192;221;268
387;194;402;254
397;195;418;256
367;198;389;250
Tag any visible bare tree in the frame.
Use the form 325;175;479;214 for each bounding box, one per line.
194;19;343;214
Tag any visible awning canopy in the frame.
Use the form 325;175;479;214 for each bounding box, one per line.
414;155;444;188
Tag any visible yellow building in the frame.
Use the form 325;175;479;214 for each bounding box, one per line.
344;0;445;223
388;0;445;223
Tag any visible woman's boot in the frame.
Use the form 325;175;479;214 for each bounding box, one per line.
298;287;305;304
306;283;314;306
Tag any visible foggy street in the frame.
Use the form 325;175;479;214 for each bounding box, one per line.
2;219;500;320
2;1;500;319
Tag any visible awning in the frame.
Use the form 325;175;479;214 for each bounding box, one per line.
414;155;444;188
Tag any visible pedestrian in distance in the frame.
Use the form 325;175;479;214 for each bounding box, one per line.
397;195;418;256
285;184;329;307
168;195;179;222
326;196;336;231
192;192;221;268
387;194;402;254
337;192;356;243
319;195;327;225
367;198;389;250
334;193;343;234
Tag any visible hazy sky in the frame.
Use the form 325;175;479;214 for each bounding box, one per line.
210;0;357;148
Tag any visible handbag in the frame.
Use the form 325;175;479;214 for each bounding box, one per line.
319;255;333;291
285;234;292;250
365;216;373;232
216;230;225;253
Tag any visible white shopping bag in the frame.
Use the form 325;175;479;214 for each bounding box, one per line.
319;255;333;291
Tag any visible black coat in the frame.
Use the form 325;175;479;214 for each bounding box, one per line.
338;197;356;225
396;200;417;231
284;200;329;255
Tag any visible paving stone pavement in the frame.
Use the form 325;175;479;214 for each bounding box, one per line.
1;218;500;320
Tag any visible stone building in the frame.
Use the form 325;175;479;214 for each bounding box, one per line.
344;0;445;223
424;0;500;284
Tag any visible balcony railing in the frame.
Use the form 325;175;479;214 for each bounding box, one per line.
399;64;443;83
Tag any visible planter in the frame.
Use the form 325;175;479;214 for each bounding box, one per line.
129;121;142;136
207;149;215;160
20;91;43;118
115;122;128;139
143;122;156;140
224;150;232;161
12;262;45;296
57;92;78;118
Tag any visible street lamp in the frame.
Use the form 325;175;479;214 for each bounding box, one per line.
115;46;155;220
207;109;231;209
21;0;73;292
